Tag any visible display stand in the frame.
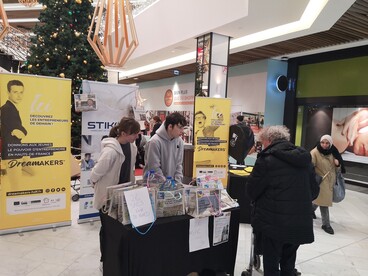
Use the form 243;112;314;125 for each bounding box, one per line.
101;208;240;276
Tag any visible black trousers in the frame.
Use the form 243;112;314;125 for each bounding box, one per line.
262;234;300;276
99;209;105;262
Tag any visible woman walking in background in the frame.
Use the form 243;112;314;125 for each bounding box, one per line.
310;134;345;235
150;115;162;137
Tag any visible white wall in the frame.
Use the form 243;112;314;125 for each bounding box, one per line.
139;60;268;115
227;71;267;114
139;74;194;112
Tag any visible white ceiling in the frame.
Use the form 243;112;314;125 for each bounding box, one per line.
2;0;360;78
115;0;357;78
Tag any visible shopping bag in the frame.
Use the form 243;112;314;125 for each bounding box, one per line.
156;188;185;218
333;170;345;203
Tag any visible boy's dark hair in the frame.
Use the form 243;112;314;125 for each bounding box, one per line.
164;112;187;129
84;153;91;158
237;115;244;122
109;117;140;137
7;80;24;92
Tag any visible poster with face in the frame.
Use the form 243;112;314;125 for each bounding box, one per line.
332;107;368;164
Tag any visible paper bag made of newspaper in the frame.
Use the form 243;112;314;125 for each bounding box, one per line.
108;184;156;225
156;188;185;218
186;188;221;218
196;175;224;189
120;187;157;225
105;182;134;215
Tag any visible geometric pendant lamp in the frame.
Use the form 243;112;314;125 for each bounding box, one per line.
87;0;139;68
0;0;10;41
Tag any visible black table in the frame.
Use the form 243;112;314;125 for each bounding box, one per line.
227;173;252;224
101;208;240;276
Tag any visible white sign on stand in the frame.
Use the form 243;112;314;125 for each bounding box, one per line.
124;187;155;227
189;217;209;252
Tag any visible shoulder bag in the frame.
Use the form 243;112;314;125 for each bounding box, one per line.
333;170;345;203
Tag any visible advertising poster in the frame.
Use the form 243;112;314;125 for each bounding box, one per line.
193;97;231;186
331;107;368;164
0;73;71;233
79;80;137;222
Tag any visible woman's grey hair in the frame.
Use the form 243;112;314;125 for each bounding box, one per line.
258;125;290;143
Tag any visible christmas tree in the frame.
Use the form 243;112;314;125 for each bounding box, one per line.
25;0;106;153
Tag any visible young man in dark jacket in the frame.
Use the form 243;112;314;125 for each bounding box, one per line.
247;125;319;276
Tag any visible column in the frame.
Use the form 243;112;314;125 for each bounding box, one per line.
195;33;230;98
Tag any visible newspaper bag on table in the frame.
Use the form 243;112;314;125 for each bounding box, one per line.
186;188;221;218
107;183;156;225
155;177;185;218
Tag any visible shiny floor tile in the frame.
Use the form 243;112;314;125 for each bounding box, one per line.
0;188;367;275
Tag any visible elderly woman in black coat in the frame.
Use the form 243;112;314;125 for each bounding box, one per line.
247;125;319;276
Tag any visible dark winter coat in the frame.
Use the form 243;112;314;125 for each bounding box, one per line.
246;139;319;245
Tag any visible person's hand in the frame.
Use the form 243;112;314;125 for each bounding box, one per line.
11;129;26;140
334;159;340;167
336;109;368;146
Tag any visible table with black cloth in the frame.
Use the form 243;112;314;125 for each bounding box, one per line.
227;173;252;224
101;208;240;276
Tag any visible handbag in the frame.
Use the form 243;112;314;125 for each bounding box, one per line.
333;170;345;203
315;174;323;185
315;171;329;186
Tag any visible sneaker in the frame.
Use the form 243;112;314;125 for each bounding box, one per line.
322;225;334;235
294;268;302;275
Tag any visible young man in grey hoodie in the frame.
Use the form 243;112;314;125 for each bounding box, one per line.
144;112;187;183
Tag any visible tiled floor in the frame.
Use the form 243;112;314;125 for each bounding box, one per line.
0;187;367;276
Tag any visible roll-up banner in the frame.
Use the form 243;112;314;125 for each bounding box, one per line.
78;80;138;223
0;73;71;234
193;97;231;187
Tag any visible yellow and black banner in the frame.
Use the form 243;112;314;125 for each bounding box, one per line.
193;97;231;186
0;73;71;233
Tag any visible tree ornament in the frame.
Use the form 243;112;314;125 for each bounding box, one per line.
76;0;82;4
83;60;87;64
67;55;71;60
59;73;65;78
28;64;33;69
68;11;72;16
74;31;81;37
52;32;58;38
46;58;50;61
64;0;68;2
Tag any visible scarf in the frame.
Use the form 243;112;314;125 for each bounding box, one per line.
316;143;346;174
